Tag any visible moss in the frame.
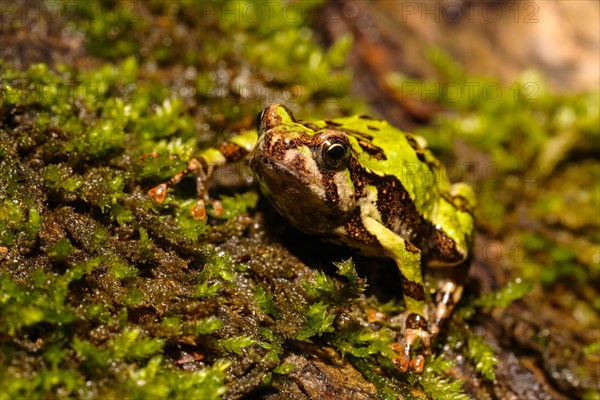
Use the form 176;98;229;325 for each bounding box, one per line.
582;392;600;400
47;237;73;262
352;357;411;400
295;301;336;341
217;335;259;356
412;359;470;400
466;335;497;382
471;278;533;309
2;1;598;399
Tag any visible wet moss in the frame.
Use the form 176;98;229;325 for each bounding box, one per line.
1;1;598;399
0;2;364;397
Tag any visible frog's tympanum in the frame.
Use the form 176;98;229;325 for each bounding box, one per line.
149;104;476;373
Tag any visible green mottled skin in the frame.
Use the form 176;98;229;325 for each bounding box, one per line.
151;104;476;372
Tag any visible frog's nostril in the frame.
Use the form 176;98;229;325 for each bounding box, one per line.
284;138;296;149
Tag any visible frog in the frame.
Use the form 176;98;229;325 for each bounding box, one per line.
148;104;476;373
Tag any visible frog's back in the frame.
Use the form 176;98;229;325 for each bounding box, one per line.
315;114;446;220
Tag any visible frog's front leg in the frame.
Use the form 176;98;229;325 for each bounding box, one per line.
362;217;430;373
148;157;213;219
147;131;257;219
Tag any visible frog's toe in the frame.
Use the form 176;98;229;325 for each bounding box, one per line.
190;199;207;220
148;183;168;203
210;199;224;216
409;354;425;373
392;354;410;372
391;343;426;373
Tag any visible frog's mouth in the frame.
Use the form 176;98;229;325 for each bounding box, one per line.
250;151;326;200
250;129;323;189
250;151;349;234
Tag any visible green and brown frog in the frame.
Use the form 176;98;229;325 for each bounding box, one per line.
149;104;476;373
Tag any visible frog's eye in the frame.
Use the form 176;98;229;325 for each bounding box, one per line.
318;133;350;170
254;110;265;131
254;108;271;136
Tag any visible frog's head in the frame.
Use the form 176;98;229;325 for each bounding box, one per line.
250;104;356;234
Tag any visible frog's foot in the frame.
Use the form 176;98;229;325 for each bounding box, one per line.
391;313;431;373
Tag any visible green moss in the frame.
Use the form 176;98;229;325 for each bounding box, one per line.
77;114;127;159
195;280;223;299
0;199;42;247
303;270;336;298
175;210;208;241
186;316;224;335
582;391;600;400
198;250;239;282
471;278;533;309
583;341;600;356
2;1;597;398
259;327;284;366
0;259;101;327
1;368;85;400
466;335;497;381
124;357;230;400
406;356;469;400
74;3;142;60
108;255;138;280
210;192;259;219
217;335;258;356
112;328;165;361
254;285;278;317
332;328;396;359
334;257;367;297
352;357;406;400
296;301;336;341
47;237;73;262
